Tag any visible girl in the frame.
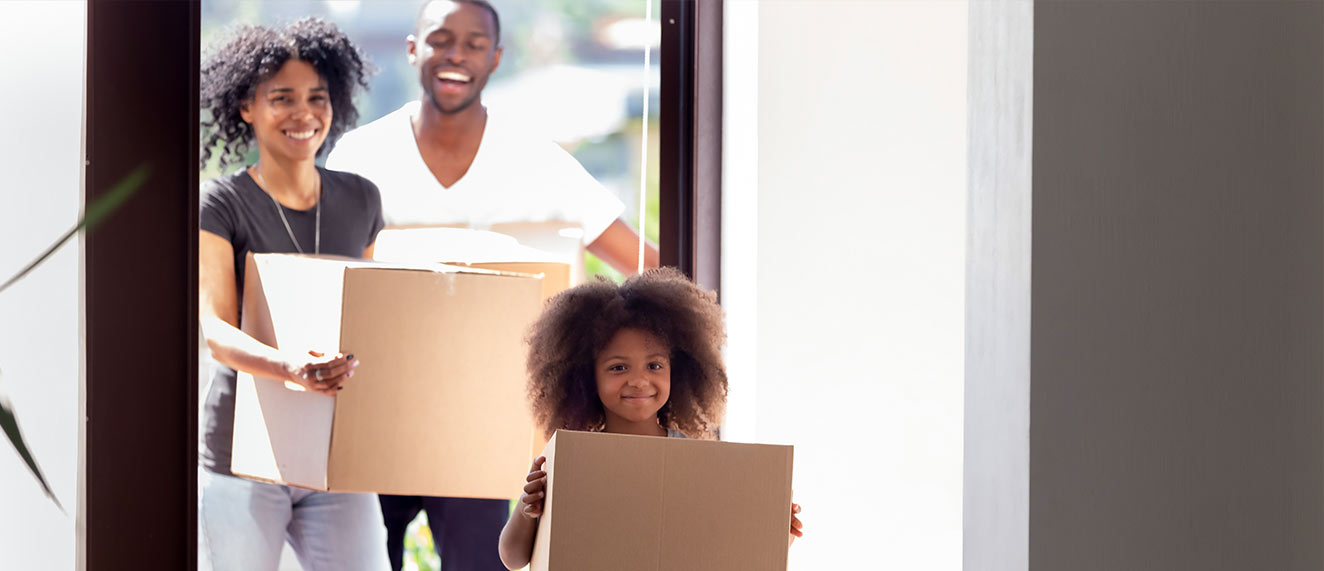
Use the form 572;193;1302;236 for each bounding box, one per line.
197;19;389;570
497;268;803;570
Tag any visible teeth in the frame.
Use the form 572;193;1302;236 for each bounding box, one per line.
436;71;471;82
285;130;316;140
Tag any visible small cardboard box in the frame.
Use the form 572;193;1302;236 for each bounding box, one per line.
372;227;572;302
230;253;543;498
531;430;794;571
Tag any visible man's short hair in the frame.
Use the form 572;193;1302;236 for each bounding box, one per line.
418;0;502;46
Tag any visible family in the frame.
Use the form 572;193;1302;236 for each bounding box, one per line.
196;2;801;569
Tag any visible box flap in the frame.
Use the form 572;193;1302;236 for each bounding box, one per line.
373;227;561;264
372;227;572;303
448;262;571;304
246;254;352;352
230;372;335;489
230;253;341;489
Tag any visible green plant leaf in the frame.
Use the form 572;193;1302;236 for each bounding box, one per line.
0;390;63;513
0;164;148;512
0;165;150;295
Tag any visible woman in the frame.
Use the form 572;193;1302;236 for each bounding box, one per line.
197;18;388;570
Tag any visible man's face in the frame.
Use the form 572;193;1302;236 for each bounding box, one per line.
409;1;502;115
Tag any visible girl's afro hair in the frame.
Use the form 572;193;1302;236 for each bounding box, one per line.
526;267;728;439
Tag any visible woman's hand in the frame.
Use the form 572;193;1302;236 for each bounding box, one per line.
283;350;358;395
789;502;804;544
517;456;548;519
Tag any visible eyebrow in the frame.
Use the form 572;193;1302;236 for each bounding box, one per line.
602;354;670;362
427;29;491;40
265;86;328;94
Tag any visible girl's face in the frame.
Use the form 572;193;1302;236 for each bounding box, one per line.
240;59;332;164
595;328;671;435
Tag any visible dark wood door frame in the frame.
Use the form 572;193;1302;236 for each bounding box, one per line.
81;0;718;567
85;0;199;568
661;0;723;295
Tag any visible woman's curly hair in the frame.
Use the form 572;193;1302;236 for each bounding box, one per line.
200;18;371;171
527;267;728;439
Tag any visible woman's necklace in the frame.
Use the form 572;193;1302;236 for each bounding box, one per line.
254;164;321;255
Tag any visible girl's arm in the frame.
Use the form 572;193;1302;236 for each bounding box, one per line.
499;456;548;570
200;230;355;394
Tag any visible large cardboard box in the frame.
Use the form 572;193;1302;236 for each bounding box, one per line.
230;253;543;498
531;430;794;571
372;227;572;302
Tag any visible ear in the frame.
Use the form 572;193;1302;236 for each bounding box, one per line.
239;100;253;124
490;45;503;74
406;34;418;65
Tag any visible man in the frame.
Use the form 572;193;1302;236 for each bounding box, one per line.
327;2;658;570
329;0;659;273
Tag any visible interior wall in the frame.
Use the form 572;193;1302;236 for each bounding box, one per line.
728;1;968;567
964;1;1032;570
0;1;87;569
1028;3;1324;569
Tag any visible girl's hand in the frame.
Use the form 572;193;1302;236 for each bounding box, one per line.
789;502;804;544
518;456;548;519
283;350;358;395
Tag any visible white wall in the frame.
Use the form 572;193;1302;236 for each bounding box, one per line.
724;1;967;568
0;1;86;569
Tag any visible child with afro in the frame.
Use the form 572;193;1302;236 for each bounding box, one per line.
497;267;803;569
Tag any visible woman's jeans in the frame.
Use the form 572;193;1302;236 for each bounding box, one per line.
198;466;390;571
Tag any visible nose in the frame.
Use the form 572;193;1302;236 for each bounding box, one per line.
443;43;464;64
290;103;310;119
289;98;317;121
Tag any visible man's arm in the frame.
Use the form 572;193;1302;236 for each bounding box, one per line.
587;219;660;275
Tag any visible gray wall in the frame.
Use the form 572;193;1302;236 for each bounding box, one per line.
969;2;1324;570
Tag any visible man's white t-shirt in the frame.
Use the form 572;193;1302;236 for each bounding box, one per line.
326;101;624;245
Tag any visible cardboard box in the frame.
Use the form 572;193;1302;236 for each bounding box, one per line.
372;227;572;302
531;430;794;571
230;253;543;498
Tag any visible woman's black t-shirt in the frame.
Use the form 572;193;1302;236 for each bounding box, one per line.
198;167;384;475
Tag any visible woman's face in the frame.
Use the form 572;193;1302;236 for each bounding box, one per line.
595;328;671;434
240;59;331;164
